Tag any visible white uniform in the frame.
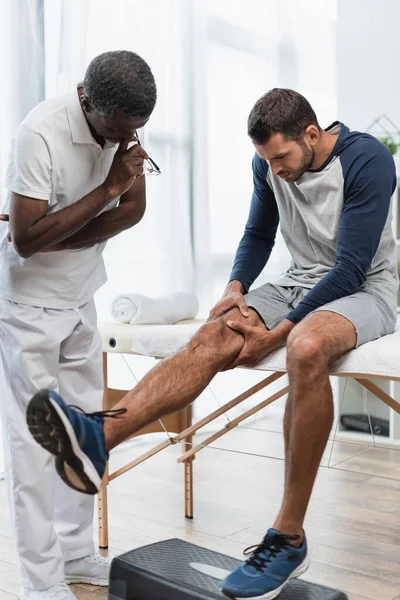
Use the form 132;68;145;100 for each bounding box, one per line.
0;92;119;589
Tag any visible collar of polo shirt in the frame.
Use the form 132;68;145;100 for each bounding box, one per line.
66;94;99;145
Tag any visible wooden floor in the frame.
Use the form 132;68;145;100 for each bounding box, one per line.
1;406;400;600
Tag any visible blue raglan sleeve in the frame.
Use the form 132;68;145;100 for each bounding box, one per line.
287;140;396;323
229;154;279;292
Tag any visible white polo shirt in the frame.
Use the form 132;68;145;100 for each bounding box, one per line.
0;92;120;309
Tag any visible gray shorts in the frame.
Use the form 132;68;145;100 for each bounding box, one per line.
245;283;397;347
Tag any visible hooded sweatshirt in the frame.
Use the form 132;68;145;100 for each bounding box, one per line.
229;122;398;323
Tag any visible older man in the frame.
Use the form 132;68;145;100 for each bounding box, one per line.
0;50;157;599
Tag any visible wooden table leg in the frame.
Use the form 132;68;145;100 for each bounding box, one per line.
98;463;109;549
184;458;194;519
181;405;194;519
98;352;109;548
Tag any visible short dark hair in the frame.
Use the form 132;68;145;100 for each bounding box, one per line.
84;50;157;120
247;88;320;144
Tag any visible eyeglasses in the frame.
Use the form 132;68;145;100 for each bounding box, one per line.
135;131;161;176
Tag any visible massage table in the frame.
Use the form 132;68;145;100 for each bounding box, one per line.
97;318;400;548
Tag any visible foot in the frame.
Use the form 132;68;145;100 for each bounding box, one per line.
19;583;77;599
64;552;111;586
26;389;124;494
220;528;310;599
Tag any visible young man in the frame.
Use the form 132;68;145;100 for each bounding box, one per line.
27;89;398;600
0;51;157;599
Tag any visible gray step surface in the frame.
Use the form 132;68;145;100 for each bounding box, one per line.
109;538;348;600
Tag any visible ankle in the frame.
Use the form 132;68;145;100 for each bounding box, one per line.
273;522;304;547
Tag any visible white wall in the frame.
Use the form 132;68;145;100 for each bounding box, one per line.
337;0;400;132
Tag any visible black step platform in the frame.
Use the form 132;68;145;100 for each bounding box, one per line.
109;538;348;600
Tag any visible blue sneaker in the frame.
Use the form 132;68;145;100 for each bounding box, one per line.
221;528;310;599
26;389;125;495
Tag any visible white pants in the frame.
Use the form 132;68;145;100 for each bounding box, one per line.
0;298;103;590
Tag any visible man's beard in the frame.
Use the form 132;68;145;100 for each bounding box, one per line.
290;143;315;181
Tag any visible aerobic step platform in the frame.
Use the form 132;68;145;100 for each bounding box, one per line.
108;538;348;600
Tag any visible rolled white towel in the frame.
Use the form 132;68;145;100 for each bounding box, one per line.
111;291;199;325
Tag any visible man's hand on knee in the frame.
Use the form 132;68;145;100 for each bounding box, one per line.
208;280;249;321
223;318;295;370
222;321;274;370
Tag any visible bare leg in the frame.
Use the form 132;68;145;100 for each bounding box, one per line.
104;308;264;450
274;311;357;540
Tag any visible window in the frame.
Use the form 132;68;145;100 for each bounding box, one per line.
205;0;337;300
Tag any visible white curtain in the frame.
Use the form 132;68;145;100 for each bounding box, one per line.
44;0;198;321
0;0;46;475
0;0;45;199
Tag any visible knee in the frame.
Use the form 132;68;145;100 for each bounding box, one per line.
286;328;327;374
193;316;236;348
188;316;244;368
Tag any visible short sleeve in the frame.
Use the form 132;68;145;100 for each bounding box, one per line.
5;125;52;201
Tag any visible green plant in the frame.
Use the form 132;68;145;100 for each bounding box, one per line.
378;136;399;155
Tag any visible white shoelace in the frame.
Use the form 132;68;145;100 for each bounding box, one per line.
84;553;110;566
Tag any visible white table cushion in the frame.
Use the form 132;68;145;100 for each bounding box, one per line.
99;317;400;380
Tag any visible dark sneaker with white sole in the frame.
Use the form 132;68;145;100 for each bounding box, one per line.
220;529;310;599
26;389;125;494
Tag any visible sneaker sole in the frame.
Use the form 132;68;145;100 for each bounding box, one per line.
26;390;101;495
221;553;311;600
64;575;109;586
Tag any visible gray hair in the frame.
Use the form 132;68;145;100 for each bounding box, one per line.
84;50;157;120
